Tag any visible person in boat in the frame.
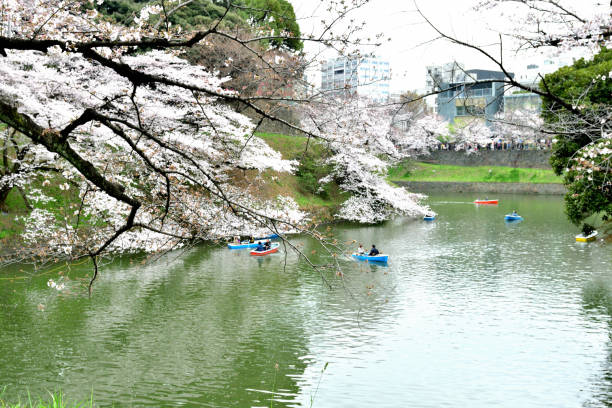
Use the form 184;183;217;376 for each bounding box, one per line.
264;239;271;250
249;236;255;243
255;241;265;252
233;235;241;244
511;210;518;216
369;245;380;256
357;243;365;255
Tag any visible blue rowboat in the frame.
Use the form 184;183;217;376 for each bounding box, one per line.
228;241;264;249
504;214;523;221
424;215;435;221
253;234;279;240
228;234;279;249
352;253;389;263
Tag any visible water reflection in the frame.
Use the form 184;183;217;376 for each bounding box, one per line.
0;193;611;407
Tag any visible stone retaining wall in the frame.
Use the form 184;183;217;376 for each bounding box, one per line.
393;181;566;195
417;150;552;169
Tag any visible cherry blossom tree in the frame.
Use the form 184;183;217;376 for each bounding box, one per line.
301;94;432;223
490;109;547;146
0;0;434;290
395;115;449;153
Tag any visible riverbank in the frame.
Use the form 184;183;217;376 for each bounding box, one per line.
0;133;347;247
416;149;553;169
393;180;566;195
389;162;562;184
388;161;564;194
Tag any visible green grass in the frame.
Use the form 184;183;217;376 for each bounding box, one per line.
256;132;327;160
256;133;348;218
0;190;28;240
293;191;336;208
388;162;563;184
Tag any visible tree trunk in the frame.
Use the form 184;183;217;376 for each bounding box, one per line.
0;185;11;212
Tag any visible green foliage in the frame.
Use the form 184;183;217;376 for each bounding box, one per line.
541;48;612;121
581;223;595;236
97;0;303;51
167;1;246;31
541;47;612;224
255;133;348;212
542;48;612;174
244;0;302;50
296;153;332;198
259;133;334;198
562;141;612;226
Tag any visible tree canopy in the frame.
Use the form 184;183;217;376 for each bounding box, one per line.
541;48;612;225
0;0;431;288
97;0;303;51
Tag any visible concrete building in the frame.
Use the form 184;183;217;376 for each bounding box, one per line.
320;56;391;102
425;62;465;92
436;69;512;125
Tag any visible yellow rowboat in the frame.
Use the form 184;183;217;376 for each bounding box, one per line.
576;231;598;242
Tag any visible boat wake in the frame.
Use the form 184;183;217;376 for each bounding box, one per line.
431;201;474;204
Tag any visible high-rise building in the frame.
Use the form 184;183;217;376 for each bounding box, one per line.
320;56;391;102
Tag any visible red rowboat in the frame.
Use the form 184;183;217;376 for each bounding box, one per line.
474;199;499;205
249;243;280;256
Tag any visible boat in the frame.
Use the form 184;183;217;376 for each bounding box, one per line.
474;199;499;205
228;234;279;249
575;231;598;242
351;253;389;263
423;214;436;221
250;243;280;256
228;241;265;249
504;214;523;221
253;233;279;240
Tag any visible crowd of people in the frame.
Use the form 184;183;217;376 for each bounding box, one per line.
435;139;553;152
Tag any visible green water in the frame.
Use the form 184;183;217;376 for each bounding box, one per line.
1;193;611;407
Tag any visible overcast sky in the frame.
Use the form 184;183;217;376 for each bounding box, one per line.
291;0;604;92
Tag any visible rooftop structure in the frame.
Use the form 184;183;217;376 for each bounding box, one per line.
425;62;465;92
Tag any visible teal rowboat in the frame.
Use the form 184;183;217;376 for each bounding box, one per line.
352;253;389;263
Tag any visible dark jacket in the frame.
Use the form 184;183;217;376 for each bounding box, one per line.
369;247;379;256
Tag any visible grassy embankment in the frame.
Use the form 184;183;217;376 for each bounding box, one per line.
388;161;563;184
249;132;349;219
0;172;82;246
0;133;347;242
